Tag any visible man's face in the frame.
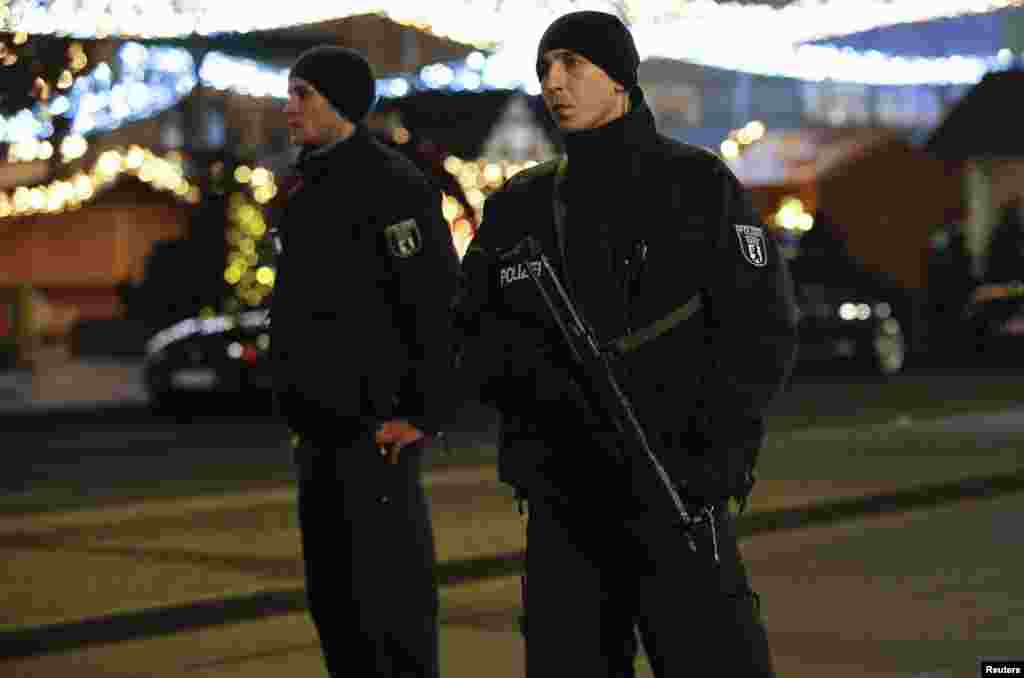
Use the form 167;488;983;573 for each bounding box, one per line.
283;77;342;147
539;49;625;131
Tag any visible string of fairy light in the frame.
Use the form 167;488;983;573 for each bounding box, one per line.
0;145;200;218
4;0;1023;305
4;0;1022;85
715;119;817;233
3;2;1021;155
1;1;1019;51
0;0;1017;237
220;162;279;309
0;37;196;164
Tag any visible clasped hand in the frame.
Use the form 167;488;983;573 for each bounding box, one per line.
374;420;424;465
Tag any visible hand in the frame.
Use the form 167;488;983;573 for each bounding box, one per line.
374;420;425;465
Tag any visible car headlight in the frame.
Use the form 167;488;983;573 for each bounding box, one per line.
838;302;872;321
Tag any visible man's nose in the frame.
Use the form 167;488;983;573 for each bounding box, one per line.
543;62;565;90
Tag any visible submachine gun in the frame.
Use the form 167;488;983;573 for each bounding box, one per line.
502;236;718;560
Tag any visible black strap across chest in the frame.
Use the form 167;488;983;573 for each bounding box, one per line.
544;155;702;356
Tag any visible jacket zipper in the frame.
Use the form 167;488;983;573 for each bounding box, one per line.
621;239;648;380
622;239;648;334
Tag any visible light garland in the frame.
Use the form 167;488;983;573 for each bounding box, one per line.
65;43;195;136
720;120;767;160
0;41;195;147
3;1;1020;46
4;1;1022;85
197;49;522;101
224;189;276;308
0;144;199;219
772;196;815;232
637;27;995;85
217;160;280;308
442;156;544;260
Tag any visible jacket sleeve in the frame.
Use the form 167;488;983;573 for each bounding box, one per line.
389;184;460;437
453;191;524;410
701;160;799;447
454;190;572;414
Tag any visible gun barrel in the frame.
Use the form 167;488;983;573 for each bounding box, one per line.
513;237;694;528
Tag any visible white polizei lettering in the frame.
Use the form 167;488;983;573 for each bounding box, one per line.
499;260;543;287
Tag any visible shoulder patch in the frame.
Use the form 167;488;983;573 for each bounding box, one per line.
384;218;423;258
734;224;768;267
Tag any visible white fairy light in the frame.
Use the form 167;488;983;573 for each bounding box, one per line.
4;1;1021;51
0;42;194;144
2;1;1020;91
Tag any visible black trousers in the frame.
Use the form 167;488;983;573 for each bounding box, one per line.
522;495;775;677
295;435;439;678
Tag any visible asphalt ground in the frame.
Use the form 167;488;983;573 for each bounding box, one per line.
2;471;1024;675
2;369;1024;675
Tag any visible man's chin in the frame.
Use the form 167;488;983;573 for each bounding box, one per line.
556;117;583;131
559;122;588;133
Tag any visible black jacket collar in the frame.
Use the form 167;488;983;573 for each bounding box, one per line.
294;124;373;181
561;88;657;176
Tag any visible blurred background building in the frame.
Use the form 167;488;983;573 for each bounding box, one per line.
2;0;1024;366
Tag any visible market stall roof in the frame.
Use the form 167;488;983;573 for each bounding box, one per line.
142;13;477;76
926;68;1024;160
383;90;556;161
808;5;1021;58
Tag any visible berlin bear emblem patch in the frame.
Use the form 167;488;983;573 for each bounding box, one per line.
385;218;423;259
734;224;768;267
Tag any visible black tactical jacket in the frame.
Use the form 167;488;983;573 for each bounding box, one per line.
456;91;799;506
270;125;459;447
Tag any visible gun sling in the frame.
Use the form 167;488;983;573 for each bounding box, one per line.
550;154;703;357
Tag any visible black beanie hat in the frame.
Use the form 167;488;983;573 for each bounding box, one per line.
290;45;377;123
536;11;639;90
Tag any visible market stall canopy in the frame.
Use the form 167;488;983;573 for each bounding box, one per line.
384;90;556;161
808;5;1024;58
144;13;477;76
925;69;1024;160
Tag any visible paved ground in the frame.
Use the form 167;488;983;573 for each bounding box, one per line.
3;357;1024;676
0;351;147;415
4;428;1024;677
3;469;1022;678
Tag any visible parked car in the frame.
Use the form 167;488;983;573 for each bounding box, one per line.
143;308;272;412
959;281;1024;363
794;281;906;375
926;209;1024;365
783;214;908;376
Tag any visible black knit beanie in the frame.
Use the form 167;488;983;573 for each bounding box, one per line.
290;45;377;123
536;11;639;90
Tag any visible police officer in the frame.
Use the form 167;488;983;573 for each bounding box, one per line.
456;12;798;677
270;46;459;678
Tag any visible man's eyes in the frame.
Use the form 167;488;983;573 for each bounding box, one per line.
541;57;579;74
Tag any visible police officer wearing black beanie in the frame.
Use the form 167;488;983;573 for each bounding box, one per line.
456;11;797;677
270;45;459;678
